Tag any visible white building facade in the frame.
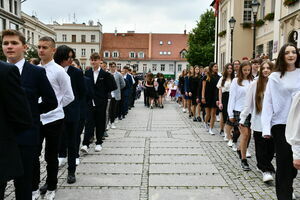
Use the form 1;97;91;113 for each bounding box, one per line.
0;0;23;32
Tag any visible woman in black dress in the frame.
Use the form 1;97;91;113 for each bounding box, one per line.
178;70;186;110
185;66;194;117
157;73;166;108
145;73;155;109
201;62;220;135
190;66;201;121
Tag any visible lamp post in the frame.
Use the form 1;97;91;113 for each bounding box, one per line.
251;0;260;59
229;16;236;63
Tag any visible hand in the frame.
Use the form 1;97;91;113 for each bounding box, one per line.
229;118;235;123
201;98;206;104
294;159;300;170
218;103;223;110
263;135;271;139
239;124;245;129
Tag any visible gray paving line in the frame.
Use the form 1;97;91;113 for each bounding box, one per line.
139;138;150;200
146;110;153;131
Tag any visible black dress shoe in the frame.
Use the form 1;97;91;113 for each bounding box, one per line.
39;183;48;195
67;173;76;184
237;149;242;159
241;159;251;171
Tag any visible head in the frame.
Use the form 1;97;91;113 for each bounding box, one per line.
194;65;200;76
203;67;209;75
100;61;107;71
251;58;261;74
181;69;186;77
54;45;75;67
72;59;81;69
275;43;300;77
237;61;252;86
209;62;218;74
188;66;194;77
233;60;240;72
89;52;101;70
29;58;40;65
199;66;204;74
221;63;234;87
110;62;117;72
38;36;56;64
2;29;27;63
123;66;129;73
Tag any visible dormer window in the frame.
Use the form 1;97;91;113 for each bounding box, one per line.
168;41;172;45
104;51;110;58
180;50;187;58
159;41;163;45
138;52;144;58
112;51;119;58
129;52;136;58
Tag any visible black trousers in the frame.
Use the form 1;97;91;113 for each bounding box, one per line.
32;119;63;191
109;98;118;123
76;118;85;158
58;121;77;173
221;92;229;123
0;146;36;200
253;131;275;172
272;124;297;200
82;101;107;146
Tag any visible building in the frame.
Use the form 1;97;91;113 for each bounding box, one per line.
21;11;56;47
47;21;103;69
0;0;23;33
211;0;300;69
100;31;189;79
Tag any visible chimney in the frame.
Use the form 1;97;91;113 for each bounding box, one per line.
184;24;187;35
114;28;117;36
184;29;186;35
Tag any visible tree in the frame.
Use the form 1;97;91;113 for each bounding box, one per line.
186;9;215;66
25;46;39;61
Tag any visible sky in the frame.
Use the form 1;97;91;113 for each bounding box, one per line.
22;0;212;34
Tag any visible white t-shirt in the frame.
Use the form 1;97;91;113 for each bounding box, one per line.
216;76;232;93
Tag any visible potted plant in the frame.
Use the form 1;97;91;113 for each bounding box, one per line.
255;19;265;27
264;13;275;21
218;30;226;37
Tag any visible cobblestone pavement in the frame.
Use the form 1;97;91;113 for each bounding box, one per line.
4;98;300;199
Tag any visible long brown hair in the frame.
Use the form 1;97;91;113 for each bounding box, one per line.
194;65;201;78
188;66;194;77
255;61;274;113
237;61;253;86
221;63;235;87
207;62;217;81
146;73;154;84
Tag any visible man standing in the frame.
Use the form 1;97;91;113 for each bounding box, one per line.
1;30;57;200
122;66;133;118
0;61;33;200
33;37;74;200
131;70;139;108
55;45;85;184
81;53;117;153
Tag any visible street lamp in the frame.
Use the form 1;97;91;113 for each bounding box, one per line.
251;0;260;59
229;16;236;63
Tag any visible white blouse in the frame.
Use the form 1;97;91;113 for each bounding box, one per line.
227;78;252;118
216;76;231;93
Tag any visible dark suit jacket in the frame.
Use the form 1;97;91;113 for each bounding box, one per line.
124;74;133;97
85;68;117;107
0;61;33;182
19;61;57;145
63;66;85;122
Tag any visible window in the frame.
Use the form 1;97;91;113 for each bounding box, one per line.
81;62;86;70
180;50;187;58
167;52;171;55
9;22;18;30
112;51;119;58
267;40;273;60
221;10;227;31
0;18;6;32
152;64;157;71
138;52;144;58
31;32;34;44
14;0;17;15
91;35;96;42
161;64;165;71
27;30;30;42
243;0;252;23
129;52;135;58
163;51;167;55
159;51;163;55
9;0;12;12
72;35;76;43
81;49;86;57
178;64;182;72
169;64;174;72
260;0;265;19
0;0;3;8
104;51;110;58
159;41;163;45
62;34;67;42
91;49;95;54
81;35;86;43
257;44;264;56
271;0;276;13
143;64;147;72
167;41;172;45
73;48;76;55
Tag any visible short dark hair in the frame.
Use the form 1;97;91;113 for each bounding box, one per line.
2;29;26;45
103;61;107;65
90;52;100;60
123;66;129;70
54;45;75;65
39;36;56;47
73;58;80;66
111;62;116;66
29;58;40;65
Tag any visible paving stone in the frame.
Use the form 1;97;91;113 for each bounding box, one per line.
149;174;228;186
82;154;144;163
149;189;237;200
150;147;205;155
149;164;218;173
56;189;139;200
150;141;200;148
77;163;143;174
172;135;197;140
150;138;182;142
93;147;144;155
150;155;212;164
61;174;141;187
103;141;145;148
130;131;168;138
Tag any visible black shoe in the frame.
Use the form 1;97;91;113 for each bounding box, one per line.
189;114;192;118
193;117;197;122
220;130;224;136
102;137;106;140
67;173;76;184
237;149;242;159
104;132;108;137
241;159;251;171
197;116;202;122
118;117;122;120
39;183;48;195
161;105;164;108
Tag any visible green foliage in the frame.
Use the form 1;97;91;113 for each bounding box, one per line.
255;19;265;27
242;22;252;29
264;13;274;21
218;30;226;37
25;46;39;61
186;9;215;66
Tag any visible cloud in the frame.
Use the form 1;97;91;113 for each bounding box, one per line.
22;0;211;33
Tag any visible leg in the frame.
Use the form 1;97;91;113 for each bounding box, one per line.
210;108;217;128
76;118;85;158
95;101;107;145
58;125;67;158
0;182;7;200
66;122;77;174
239;126;251;160
225;124;233;140
82;108;95;147
205;108;211;124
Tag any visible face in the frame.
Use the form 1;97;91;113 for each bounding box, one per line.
100;62;107;70
60;51;74;67
227;65;233;74
261;63;271;78
242;65;251;77
234;61;240;72
2;35;27;63
110;64;116;72
72;61;79;69
90;58;101;69
38;41;56;62
195;67;200;74
212;64;218;73
189;67;194;73
252;62;260;72
284;46;297;66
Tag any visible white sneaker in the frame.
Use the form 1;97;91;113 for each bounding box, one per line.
262;172;274;182
45;190;55;200
216;115;220;122
209;128;215;135
223;135;229;141
106;123;111;131
111;123;116;129
246;149;251;158
232;143;237;151
115;119;119;124
76;158;80;166
227;139;233;147
95;144;102;152
80;145;88;153
58;157;67;167
32;189;40;200
182;108;187;113
293;192;296;200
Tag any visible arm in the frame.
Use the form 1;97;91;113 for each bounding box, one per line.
107;73;117;92
58;70;74;107
261;79;274;137
227;78;237;119
38;68;58;114
201;79;206;104
77;70;86;101
239;81;255;125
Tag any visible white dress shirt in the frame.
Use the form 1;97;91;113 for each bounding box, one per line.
40;60;74;125
9;58;25;75
93;67;100;84
261;69;300;136
227;78;252;118
216;76;231;93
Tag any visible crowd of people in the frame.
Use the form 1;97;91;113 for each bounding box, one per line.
175;43;300;200
0;29;139;200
